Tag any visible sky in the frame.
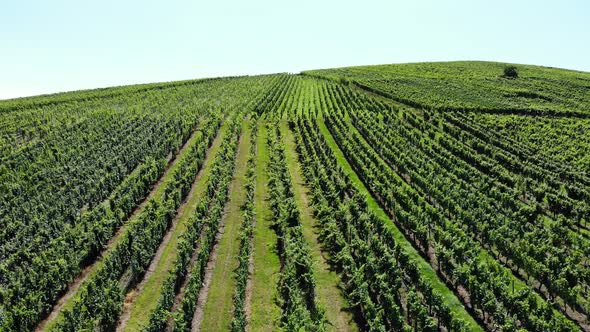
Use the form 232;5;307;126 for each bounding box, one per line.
1;0;589;99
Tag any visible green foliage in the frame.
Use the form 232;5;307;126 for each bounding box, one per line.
0;75;282;332
147;113;244;332
469;113;590;173
265;124;327;330
304;61;590;116
324;111;579;331
292;118;471;331
230;120;258;332
3;61;589;331
50;117;222;331
503;65;519;78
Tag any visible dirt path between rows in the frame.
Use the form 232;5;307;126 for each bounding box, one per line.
35;123;204;332
191;131;245;331
243;131;259;329
244;226;256;325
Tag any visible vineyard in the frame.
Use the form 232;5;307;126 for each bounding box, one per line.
1;61;589;331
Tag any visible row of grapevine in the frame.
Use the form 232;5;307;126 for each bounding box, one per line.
230;119;258;331
1;103;197;262
441;111;590;220
144;112;245;331
350;108;590;321
0;75;283;331
46;116;223;331
253;75;297;118
4;113;207;330
310;76;590;323
318;73;590;236
252;74;324;120
291;118;474;331
454;112;590;182
5;152;172;330
324;113;578;331
265;123;326;330
1;84;212;260
303;61;590;116
460;112;590;175
4;63;589;331
0;76;228;114
251;73;589;330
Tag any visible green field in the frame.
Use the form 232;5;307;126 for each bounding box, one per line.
2;61;590;331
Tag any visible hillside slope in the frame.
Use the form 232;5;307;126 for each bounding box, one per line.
1;61;589;332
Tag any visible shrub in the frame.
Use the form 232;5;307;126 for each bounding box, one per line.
503;65;519;78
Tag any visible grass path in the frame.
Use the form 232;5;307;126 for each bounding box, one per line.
197;121;252;331
317;117;484;332
281;122;358;332
117;122;228;332
38;121;209;332
248;122;281;331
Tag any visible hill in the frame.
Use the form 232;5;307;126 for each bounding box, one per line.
1;61;589;332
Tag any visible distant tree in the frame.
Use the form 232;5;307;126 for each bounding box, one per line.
503;65;519;78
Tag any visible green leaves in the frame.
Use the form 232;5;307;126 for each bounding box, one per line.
266;124;326;331
230;121;257;332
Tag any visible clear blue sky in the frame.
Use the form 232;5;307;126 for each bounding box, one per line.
1;0;588;99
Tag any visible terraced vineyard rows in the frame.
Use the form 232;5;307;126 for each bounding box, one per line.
2;61;589;331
